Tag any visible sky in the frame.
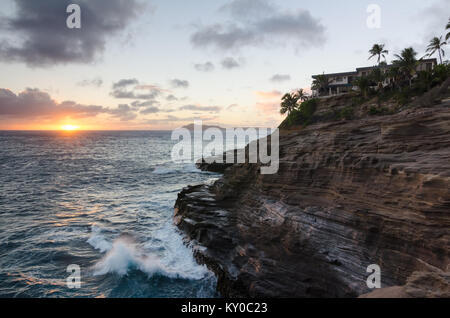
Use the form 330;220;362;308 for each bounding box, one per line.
0;0;448;130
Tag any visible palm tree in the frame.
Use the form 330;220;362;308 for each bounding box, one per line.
295;89;309;102
446;18;450;41
393;47;418;87
369;44;389;64
354;76;371;98
426;36;446;64
311;74;331;96
387;64;401;89
280;93;299;115
370;67;386;90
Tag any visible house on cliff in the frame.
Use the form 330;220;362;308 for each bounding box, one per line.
312;58;437;97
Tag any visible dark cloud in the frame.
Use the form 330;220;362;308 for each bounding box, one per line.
139;106;160;115
191;24;256;50
227;103;239;110
111;79;164;100
0;88;138;121
194;62;215;72
107;104;137;121
219;0;275;21
179;104;221;112
170;79;189;88
113;79;139;90
270;74;291;82
77;77;103;87
221;57;240;69
190;0;325;51
130;100;158;108
0;0;144;67
166;94;178;101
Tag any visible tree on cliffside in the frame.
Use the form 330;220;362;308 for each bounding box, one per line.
446;18;450;41
369;44;389;65
280;93;299;115
354;76;371;98
312;74;331;96
295;89;309;102
370;67;386;91
393;47;418;87
426;36;446;64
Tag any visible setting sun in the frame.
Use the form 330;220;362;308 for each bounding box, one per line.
61;125;79;131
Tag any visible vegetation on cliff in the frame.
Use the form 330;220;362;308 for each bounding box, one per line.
280;18;450;130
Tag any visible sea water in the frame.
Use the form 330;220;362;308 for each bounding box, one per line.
0;130;224;297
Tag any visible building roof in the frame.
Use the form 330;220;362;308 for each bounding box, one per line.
312;71;357;78
312;58;437;79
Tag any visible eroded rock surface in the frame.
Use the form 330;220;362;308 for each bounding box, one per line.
175;103;450;297
359;271;450;298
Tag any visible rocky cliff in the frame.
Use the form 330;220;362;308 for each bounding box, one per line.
174;93;450;297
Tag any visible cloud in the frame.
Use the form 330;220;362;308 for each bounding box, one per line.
221;57;240;69
417;0;450;50
0;88;138;121
170;79;189;88
256;101;279;114
190;0;326;52
139;106;160;115
110;79;166;100
227;103;239;110
194;62;215;72
270;74;291;82
107;104;137;121
166;94;178;101
146;115;216;125
219;0;275;21
0;0;145;67
113;79;139;90
179;104;222;112
191;24;257;50
254;90;282;99
77;77;103;88
130;100;160;108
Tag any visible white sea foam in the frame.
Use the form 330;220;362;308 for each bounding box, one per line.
146;223;210;280
87;225;113;253
90;225;210;280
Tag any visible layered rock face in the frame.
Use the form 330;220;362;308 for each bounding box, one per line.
174;102;450;297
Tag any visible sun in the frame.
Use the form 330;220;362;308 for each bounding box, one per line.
61;124;79;131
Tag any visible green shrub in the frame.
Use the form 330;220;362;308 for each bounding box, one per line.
369;106;389;116
394;88;413;106
279;99;318;128
351;96;365;106
431;64;450;86
340;106;354;120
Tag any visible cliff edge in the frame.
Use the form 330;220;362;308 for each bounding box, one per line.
174;89;450;297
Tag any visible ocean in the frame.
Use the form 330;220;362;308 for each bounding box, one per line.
0;130;228;298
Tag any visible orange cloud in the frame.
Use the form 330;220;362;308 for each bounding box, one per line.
254;90;282;99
